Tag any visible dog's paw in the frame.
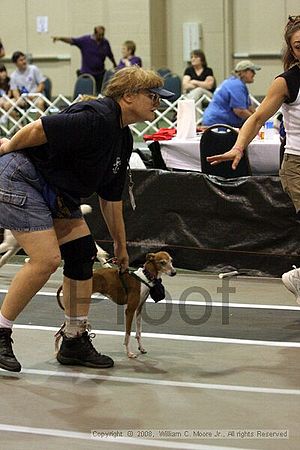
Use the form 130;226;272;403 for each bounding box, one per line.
139;347;147;354
127;351;138;359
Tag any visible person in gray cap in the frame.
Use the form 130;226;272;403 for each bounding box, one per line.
202;59;261;127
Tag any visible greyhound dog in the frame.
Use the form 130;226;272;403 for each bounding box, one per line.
56;251;176;358
0;205;109;267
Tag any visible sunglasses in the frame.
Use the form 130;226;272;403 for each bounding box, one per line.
141;90;160;103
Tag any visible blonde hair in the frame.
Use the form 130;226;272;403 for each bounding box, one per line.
103;66;163;101
124;40;136;55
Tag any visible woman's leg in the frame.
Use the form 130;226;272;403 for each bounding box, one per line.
53;217;114;368
0;228;60;372
54;217;93;318
1;228;61;320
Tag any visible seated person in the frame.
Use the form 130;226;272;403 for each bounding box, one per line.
182;49;215;102
10;51;46;112
0;39;5;58
0;64;13;113
202;60;260;128
116;40;142;69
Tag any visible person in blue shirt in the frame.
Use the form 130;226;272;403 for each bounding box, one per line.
202;60;260;128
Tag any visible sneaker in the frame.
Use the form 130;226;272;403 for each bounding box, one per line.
56;331;114;368
0;328;21;372
282;267;300;304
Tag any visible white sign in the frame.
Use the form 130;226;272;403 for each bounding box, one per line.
37;16;48;33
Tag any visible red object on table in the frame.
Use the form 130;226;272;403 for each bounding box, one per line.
143;128;176;141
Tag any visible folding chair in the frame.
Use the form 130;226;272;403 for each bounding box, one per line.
163;75;182;102
148;141;169;170
100;69;115;94
73;73;96;99
43;77;52;100
200;124;251;178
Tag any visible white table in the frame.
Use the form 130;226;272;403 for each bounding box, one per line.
153;134;281;175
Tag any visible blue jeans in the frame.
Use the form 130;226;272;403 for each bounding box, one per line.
0;152;82;231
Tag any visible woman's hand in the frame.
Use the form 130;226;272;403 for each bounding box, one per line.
114;242;129;273
0;138;11;156
206;147;244;170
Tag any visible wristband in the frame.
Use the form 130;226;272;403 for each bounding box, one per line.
233;146;244;155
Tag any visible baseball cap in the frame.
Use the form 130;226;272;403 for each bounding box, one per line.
149;86;175;99
234;60;261;72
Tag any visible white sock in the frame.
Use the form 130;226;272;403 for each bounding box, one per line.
64;315;88;322
0;311;14;329
64;315;89;337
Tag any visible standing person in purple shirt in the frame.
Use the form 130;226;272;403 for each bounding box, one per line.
52;26;117;93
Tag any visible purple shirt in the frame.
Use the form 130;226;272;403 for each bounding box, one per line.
72;35;115;75
116;55;142;70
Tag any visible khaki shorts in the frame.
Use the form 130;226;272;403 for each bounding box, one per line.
279;153;300;212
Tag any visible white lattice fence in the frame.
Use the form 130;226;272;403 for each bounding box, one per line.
0;92;261;139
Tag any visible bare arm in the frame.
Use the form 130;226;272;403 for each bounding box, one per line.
183;74;215;93
34;81;45;94
0;119;47;155
207;77;288;169
232;107;253;120
110;56;117;68
52;36;73;44
99;198;129;271
12;88;20;100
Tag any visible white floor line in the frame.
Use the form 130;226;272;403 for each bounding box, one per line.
1;367;300;396
0;288;298;311
0;424;256;450
14;324;300;348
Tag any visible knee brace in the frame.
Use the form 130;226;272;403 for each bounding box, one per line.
60;235;97;280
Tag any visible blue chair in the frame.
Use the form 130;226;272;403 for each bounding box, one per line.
157;67;172;79
163;74;182;102
73;73;96;99
43;77;52;100
100;69;115;94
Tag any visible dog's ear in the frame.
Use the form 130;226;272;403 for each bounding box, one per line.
146;253;156;261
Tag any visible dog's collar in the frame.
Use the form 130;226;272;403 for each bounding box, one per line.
132;267;155;287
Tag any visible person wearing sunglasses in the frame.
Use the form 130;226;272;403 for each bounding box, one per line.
0;66;174;373
206;16;300;299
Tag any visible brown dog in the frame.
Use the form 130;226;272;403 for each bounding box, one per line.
57;251;176;358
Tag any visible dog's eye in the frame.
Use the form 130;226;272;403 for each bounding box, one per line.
160;260;167;266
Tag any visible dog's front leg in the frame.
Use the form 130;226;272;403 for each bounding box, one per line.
124;304;138;358
135;305;147;354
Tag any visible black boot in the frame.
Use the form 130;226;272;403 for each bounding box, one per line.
0;328;21;372
57;331;114;368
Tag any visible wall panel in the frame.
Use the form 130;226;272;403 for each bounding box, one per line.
0;0;298;98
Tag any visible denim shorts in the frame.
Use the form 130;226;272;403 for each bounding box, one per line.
0;152;82;231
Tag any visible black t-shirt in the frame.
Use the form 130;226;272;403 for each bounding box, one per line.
27;97;133;201
183;66;215;92
276;64;300;104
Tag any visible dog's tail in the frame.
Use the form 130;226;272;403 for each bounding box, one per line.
79;204;92;215
56;285;65;310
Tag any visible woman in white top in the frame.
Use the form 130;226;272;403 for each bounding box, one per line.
206;16;300;301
